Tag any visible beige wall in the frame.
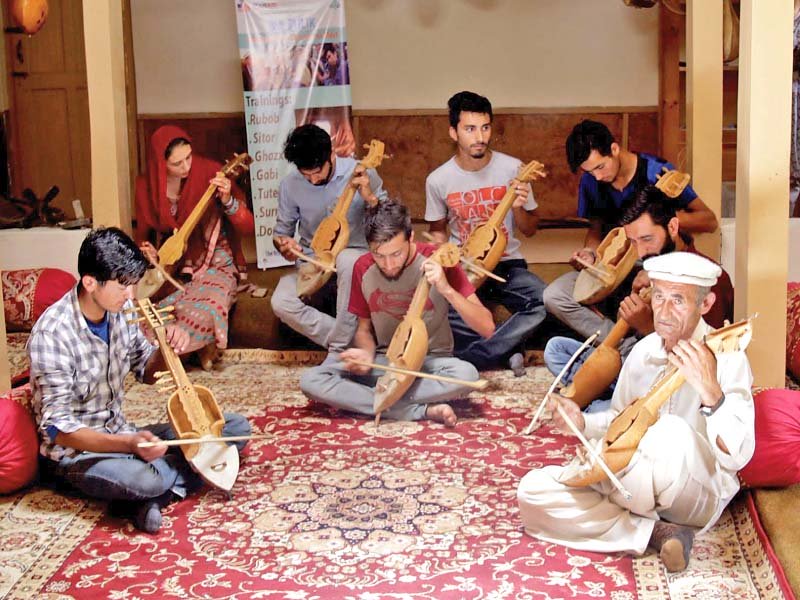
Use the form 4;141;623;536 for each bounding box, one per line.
131;0;659;113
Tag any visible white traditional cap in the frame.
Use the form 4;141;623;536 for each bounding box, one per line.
643;251;721;287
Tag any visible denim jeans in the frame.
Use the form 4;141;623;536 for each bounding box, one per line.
543;336;612;413
450;259;546;370
46;412;250;502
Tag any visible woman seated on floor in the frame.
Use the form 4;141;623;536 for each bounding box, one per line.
135;125;255;369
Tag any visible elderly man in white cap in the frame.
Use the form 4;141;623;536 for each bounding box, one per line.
517;252;754;573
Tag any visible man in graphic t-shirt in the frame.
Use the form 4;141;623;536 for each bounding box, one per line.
425;91;546;376
300;200;495;427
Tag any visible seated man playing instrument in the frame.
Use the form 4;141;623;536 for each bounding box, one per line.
518;252;754;573
426;91;546;376
544;119;718;340
543;186;734;411
300;200;495;426
29;228;250;534
272;124;387;353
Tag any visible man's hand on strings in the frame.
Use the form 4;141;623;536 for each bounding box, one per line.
351;165;378;207
668;339;723;408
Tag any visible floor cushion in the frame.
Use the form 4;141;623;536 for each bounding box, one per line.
2;268;76;332
738;388;800;488
0;385;38;494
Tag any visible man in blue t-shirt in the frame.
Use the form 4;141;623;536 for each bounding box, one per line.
543;119;718;340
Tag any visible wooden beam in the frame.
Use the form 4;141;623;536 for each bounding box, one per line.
658;3;682;166
735;0;792;387
83;0;131;232
686;0;723;259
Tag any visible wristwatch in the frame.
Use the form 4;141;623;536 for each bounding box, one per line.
699;393;725;417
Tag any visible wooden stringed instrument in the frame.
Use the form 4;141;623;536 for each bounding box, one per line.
560;287;652;409
136;152;252;299
130;298;240;492
560;316;754;489
373;243;462;420
296;140;388;298
573;227;638;305
459;159;547;287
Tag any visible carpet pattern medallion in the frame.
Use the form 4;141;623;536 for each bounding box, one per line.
0;353;789;599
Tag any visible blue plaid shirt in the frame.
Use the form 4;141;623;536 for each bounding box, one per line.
28;286;156;460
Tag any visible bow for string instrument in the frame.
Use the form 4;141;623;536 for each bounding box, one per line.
136;152;253;300
560;286;653;409
559;316;754;489
371;243;481;424
573;227;638;305
295;140;389;298
459;159;547;288
128;298;240;492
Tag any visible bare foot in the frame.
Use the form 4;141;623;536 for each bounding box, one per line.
425;404;457;427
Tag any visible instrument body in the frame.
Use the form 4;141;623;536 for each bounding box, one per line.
561;317;753;489
460;159;546;287
561;287;652;408
133;299;239;491
137;152;252;299
573;227;638;305
296;140;387;298
373;243;461;415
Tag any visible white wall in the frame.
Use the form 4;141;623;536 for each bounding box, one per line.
131;0;659;114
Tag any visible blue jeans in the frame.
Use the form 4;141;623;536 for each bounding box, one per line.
46;413;250;502
450;259;546;370
543;337;612;413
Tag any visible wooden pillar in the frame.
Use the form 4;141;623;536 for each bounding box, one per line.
0;275;10;393
686;0;723;260
83;0;131;232
658;3;682;166
735;0;792;387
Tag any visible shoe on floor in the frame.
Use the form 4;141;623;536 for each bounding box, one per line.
509;352;526;377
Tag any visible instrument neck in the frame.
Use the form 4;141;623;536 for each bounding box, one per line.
485;178;519;228
407;276;431;318
640;365;686;414
153;326;192;390
332;184;357;218
603;319;631;349
160;182;218;262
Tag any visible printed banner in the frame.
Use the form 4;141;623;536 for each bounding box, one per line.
236;0;354;268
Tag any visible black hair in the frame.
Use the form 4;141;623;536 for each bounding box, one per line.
565;119;615;173
620;186;677;228
78;227;148;286
447;91;493;129
164;137;191;161
365;199;412;245
283;124;332;170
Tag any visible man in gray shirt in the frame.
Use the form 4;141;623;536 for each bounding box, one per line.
272;124;387;352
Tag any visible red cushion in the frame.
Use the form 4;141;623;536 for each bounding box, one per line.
2;268;76;332
738;388;800;488
0;386;39;494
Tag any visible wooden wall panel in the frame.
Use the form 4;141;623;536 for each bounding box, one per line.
136;109;659;224
354;111;657;222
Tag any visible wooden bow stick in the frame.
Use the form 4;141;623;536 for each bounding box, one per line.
420;231;506;283
145;254;186;293
573;257;614;284
289;247;337;273
347;359;489;390
138;433;273;448
553;402;633;501
525;331;599;434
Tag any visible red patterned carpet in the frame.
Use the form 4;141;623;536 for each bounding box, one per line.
0;351;790;599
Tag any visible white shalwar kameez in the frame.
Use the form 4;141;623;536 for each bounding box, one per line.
517;319;755;555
